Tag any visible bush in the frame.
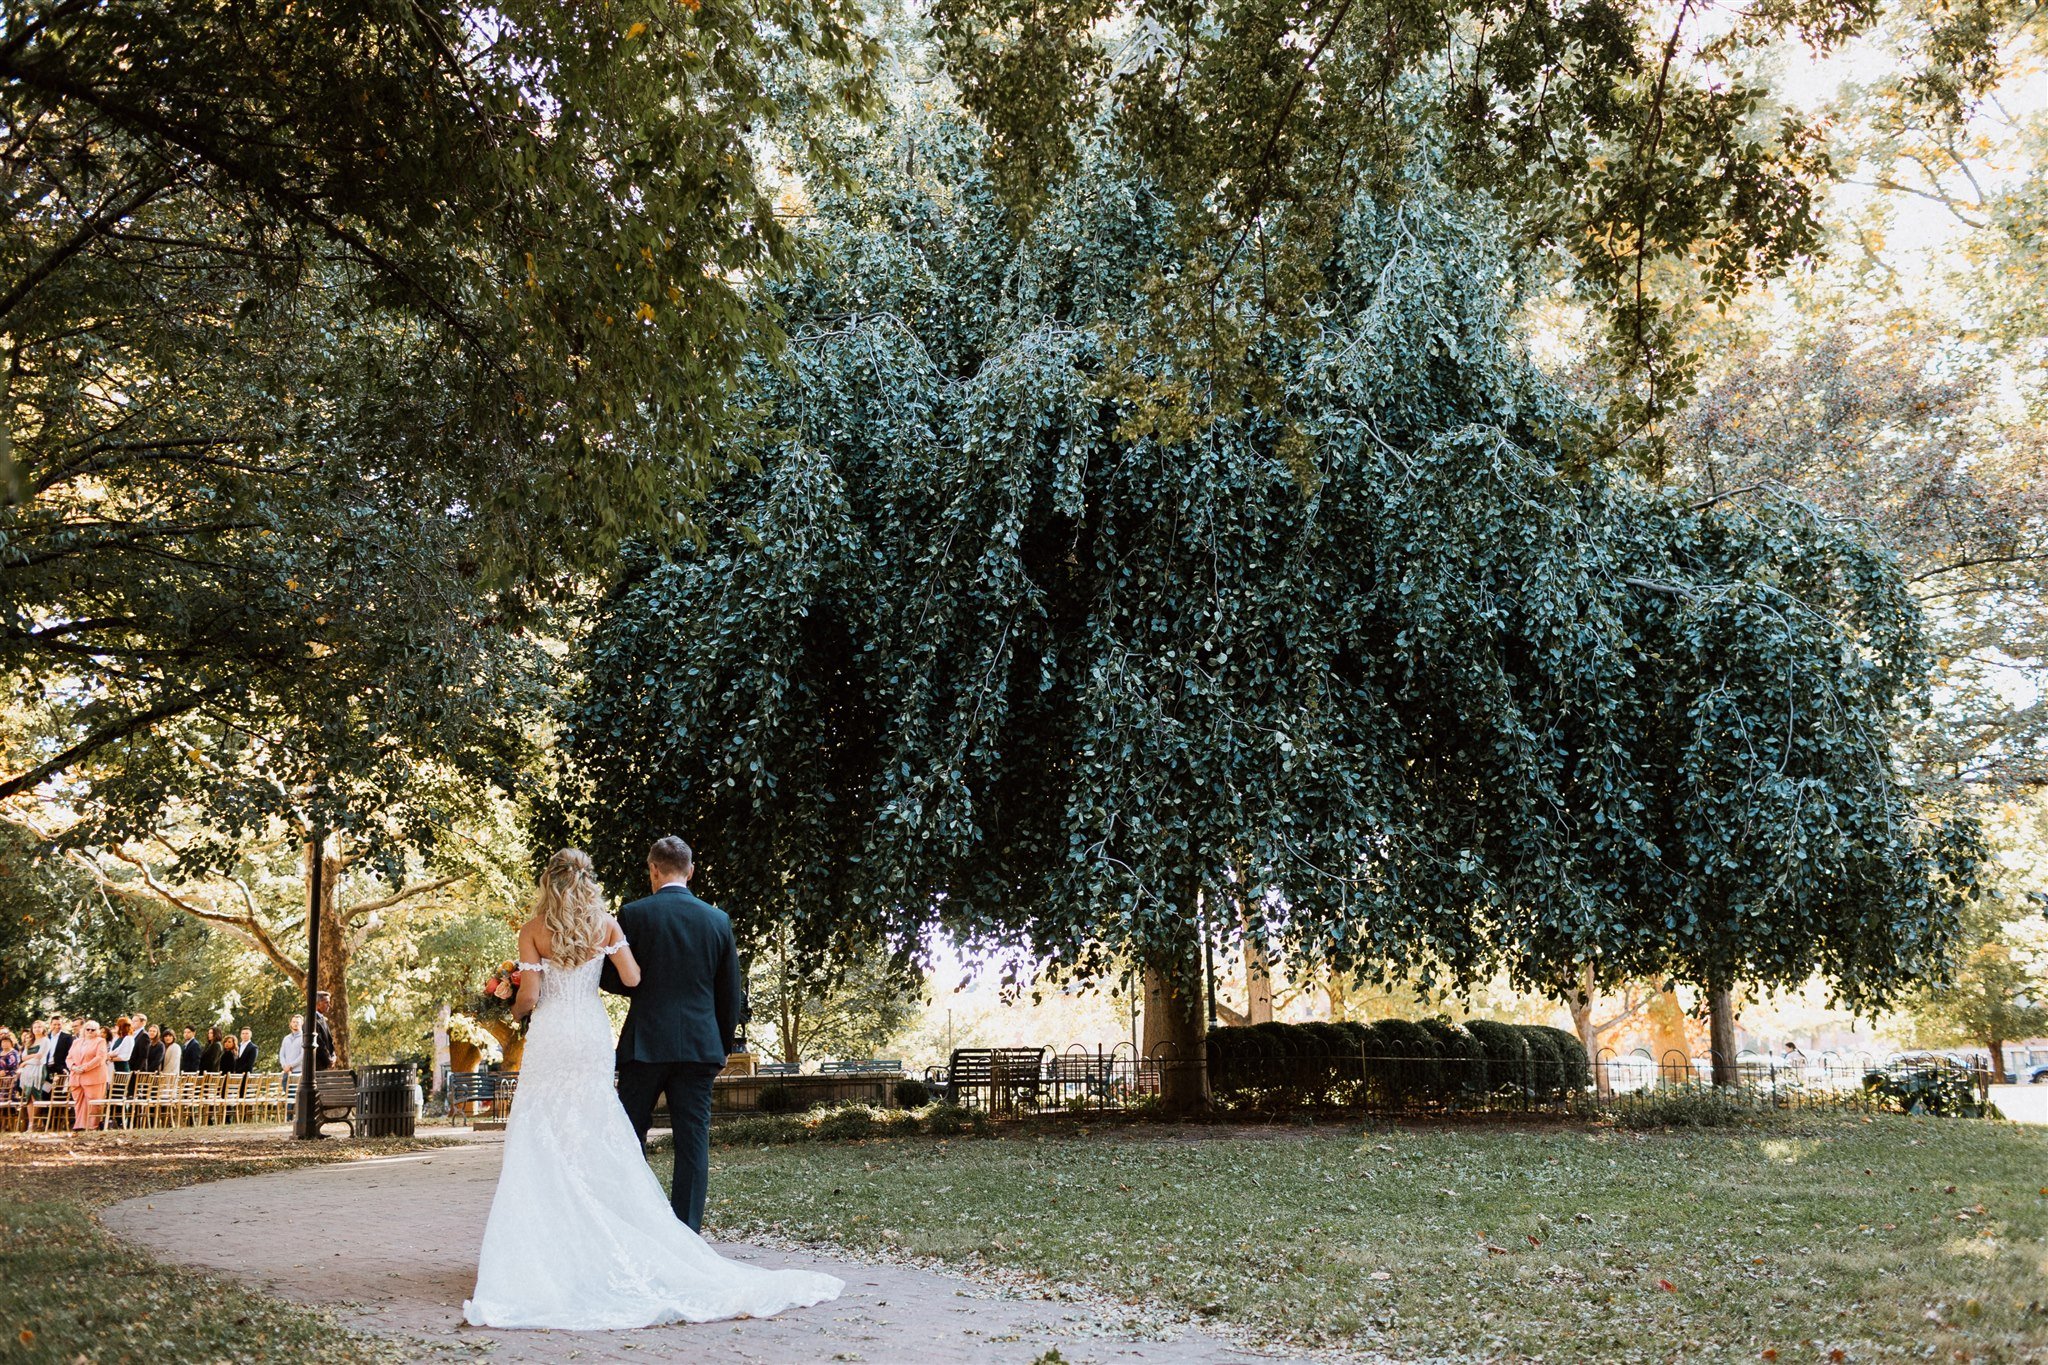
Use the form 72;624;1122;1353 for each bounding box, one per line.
1419;1017;1487;1095
1362;1019;1444;1110
1528;1025;1592;1097
1613;1085;1768;1129
1519;1025;1565;1100
1862;1063;1993;1118
757;1083;798;1115
894;1077;931;1108
922;1102;983;1136
1463;1020;1531;1096
712;1101;991;1146
813;1105;878;1140
1207;1018;1595;1112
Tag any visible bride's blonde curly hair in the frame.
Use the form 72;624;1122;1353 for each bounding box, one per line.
534;849;608;966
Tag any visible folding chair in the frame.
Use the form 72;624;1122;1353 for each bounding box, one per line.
27;1074;69;1132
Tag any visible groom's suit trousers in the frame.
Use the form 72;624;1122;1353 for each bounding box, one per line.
618;1060;721;1232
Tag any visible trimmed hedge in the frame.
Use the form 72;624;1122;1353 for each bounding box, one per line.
713;1102;992;1145
1208;1018;1591;1110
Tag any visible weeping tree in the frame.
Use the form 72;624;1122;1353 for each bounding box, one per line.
558;106;1973;1108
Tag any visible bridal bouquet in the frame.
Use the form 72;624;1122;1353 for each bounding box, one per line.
474;960;524;1027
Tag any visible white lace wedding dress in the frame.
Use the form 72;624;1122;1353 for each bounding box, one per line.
463;950;843;1329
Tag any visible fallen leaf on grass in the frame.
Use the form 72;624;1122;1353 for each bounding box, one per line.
1761;1350;1778;1361
1369;1271;1393;1281
1485;1244;1512;1255
1657;1280;1676;1292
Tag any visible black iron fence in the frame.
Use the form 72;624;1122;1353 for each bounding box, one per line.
931;1038;2000;1121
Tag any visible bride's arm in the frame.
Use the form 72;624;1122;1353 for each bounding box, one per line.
512;924;544;1021
605;918;642;989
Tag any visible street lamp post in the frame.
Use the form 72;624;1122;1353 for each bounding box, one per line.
296;816;326;1140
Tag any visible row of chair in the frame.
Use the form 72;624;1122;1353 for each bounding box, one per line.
0;1070;299;1132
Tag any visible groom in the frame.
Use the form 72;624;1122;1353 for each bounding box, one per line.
601;835;743;1233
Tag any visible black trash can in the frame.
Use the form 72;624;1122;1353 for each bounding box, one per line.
357;1063;418;1138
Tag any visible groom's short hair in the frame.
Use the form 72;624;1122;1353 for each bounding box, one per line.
648;836;693;875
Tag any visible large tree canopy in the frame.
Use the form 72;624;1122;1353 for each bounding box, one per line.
920;0;1874;446
558;109;1972;1083
0;0;875;815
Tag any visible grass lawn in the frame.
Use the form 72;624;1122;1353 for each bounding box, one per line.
0;1129;443;1364
702;1114;2048;1363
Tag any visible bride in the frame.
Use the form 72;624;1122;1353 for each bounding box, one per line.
464;849;843;1329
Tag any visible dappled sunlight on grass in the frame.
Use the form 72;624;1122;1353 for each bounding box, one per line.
707;1114;2048;1362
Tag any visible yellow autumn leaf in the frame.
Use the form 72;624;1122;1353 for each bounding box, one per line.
626;20;647;38
636;302;657;322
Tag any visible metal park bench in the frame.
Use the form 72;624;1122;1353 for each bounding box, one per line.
818;1059;903;1075
925;1047;1047;1114
447;1070;519;1127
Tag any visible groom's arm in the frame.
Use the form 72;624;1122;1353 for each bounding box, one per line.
714;922;741;1054
599;904;638;997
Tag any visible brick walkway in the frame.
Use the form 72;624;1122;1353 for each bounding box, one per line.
101;1134;1338;1364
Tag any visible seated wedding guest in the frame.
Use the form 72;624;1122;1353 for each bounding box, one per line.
159;1027;183;1080
109;1017;136;1072
235;1028;258;1073
179;1026;201;1073
67;1020;112;1130
278;1015;305;1073
199;1027;225;1074
0;1028;20;1098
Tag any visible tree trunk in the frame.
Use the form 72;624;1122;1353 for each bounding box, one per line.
1707;981;1738;1089
1647;985;1692;1083
1142;960;1209;1114
1988;1038;2006;1084
308;842;352;1067
1243;922;1274;1025
1141;968;1176;1053
1570;966;1609;1098
1326;969;1349;1023
482;1018;526;1072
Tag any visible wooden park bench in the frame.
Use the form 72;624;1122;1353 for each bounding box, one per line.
925;1047;1047;1114
307;1070;359;1137
818;1058;903;1075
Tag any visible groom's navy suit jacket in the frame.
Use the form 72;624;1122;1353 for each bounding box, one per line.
601;884;741;1066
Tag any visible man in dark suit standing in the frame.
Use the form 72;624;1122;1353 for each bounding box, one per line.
48;1019;75;1078
179;1026;202;1072
601;836;741;1233
311;993;336;1069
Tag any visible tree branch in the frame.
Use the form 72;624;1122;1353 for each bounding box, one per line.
74;846;307;989
0;681;230;801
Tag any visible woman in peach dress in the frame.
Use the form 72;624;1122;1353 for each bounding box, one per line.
66;1021;112;1130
